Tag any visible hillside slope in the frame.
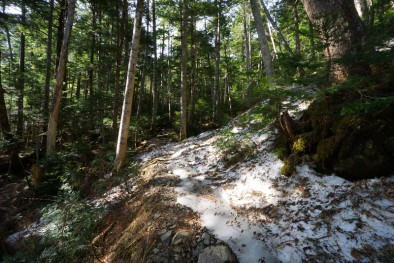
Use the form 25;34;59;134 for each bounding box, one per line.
92;101;394;263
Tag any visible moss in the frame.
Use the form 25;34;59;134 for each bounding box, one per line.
280;156;298;176
281;163;295;176
292;137;306;153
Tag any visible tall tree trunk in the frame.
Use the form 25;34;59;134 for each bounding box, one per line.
113;0;127;131
44;0;54;121
179;0;188;140
151;0;158;129
137;63;146;116
0;51;24;176
137;8;149;116
55;0;66;73
17;0;26;138
308;19;316;61
293;0;301;54
212;0;221;120
260;0;292;53
301;0;368;83
243;5;252;107
114;0;144;171
43;0;54;149
250;0;275;77
160;26;166;111
76;72;81;99
293;0;305;77
354;0;369;22
88;3;96;97
267;20;277;55
46;0;77;157
167;37;172;122
188;17;197;123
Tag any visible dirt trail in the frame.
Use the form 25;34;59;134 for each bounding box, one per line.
94;113;394;262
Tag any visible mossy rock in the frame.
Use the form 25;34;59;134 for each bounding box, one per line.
281;163;295;176
280;154;300;176
279;91;394;180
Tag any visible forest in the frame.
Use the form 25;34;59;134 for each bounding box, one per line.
1;0;394;262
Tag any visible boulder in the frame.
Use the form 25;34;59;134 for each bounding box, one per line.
197;245;237;263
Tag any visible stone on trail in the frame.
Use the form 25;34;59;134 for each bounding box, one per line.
171;230;193;246
198;245;237;263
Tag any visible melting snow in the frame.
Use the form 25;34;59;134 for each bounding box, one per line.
133;102;394;263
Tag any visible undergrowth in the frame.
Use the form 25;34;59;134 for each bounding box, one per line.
2;138;140;263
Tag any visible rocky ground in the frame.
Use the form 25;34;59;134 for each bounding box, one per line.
87;101;394;262
5;100;394;263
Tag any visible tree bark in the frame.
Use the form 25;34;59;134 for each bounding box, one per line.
293;0;305;77
17;0;26;138
213;0;221;120
44;0;54;121
179;0;188;140
260;0;292;53
167;37;172;122
301;0;368;83
250;0;275;77
243;5;252;107
151;0;159;130
88;3;96;97
308;19;316;61
43;0;54;149
114;0;144;171
113;0;127;131
188;17;197;124
354;0;369;22
267;20;277;55
55;0;66;73
46;0;77;157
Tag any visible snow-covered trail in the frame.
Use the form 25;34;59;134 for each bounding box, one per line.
134;120;394;262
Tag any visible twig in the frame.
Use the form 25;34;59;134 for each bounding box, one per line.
91;222;115;245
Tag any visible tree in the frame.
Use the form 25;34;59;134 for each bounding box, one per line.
55;0;66;73
46;0;77;157
88;2;96;97
212;0;221;120
301;0;368;83
43;0;54;147
113;0;128;131
16;0;26;138
354;0;370;22
293;0;305;76
243;3;252;106
151;0;159;130
260;0;292;53
188;15;197;123
250;0;275;77
0;51;24;176
179;0;188;140
114;0;144;171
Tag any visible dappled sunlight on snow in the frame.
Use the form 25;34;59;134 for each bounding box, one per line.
131;102;394;262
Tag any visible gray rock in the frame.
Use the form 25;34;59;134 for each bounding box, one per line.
158;228;167;235
197;245;237;263
154;213;161;219
171;230;193;246
201;232;210;245
161;230;172;246
151;251;169;263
